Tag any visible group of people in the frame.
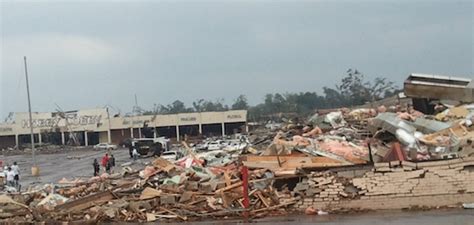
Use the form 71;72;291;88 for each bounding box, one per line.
3;162;20;190
93;144;143;177
93;153;115;176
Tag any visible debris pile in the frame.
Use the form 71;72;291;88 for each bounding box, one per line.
0;156;298;223
2;78;474;222
368;104;474;161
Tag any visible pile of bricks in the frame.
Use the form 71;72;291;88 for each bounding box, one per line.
286;157;474;211
353;157;474;198
291;172;354;209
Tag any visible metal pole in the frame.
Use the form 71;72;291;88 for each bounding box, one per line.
133;94;137;139
24;56;37;167
241;166;249;219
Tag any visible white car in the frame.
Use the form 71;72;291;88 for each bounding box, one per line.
206;141;226;150
161;151;178;161
93;143;118;151
223;141;248;151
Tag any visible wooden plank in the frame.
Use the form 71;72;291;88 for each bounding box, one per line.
242;161;280;169
59;190;115;212
245;155;342;163
152;158;176;173
224;171;231;187
160;207;187;221
284;162;344;168
216;181;242;193
187;198;207;205
243;161;344;169
245;155;312;162
182;141;202;166
256;192;271;208
140;187;162;200
274;169;298;176
221;192;230;208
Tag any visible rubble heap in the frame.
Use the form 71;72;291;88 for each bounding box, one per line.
0;157;298;223
1;96;473;223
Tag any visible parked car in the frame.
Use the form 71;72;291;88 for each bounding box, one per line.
93;143;118;151
160;151;179;162
206;140;226;150
223;141;248;151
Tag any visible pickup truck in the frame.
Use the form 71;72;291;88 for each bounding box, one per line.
131;137;170;156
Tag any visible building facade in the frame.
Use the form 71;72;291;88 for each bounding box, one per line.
0;108;247;149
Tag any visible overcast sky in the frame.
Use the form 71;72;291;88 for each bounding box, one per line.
1;0;472;119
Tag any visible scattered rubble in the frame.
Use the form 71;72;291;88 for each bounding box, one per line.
1;82;474;223
0;153;299;223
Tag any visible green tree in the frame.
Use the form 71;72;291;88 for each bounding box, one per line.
192;99;205;112
231;95;249;110
273;93;286;112
201;98;228;112
167;100;193;114
365;77;397;100
248;103;266;122
140;68;398;122
337;69;369;106
323;87;345;108
152;104;171;114
336;69;397;106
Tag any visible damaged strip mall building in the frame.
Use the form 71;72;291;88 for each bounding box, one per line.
0;109;248;149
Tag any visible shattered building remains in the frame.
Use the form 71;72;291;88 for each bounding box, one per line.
405;73;474;114
0;74;473;223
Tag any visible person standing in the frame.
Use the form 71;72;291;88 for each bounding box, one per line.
11;162;20;188
6;167;15;187
109;154;116;173
132;148;139;161
105;159;111;173
109;154;115;167
129;142;134;159
101;154;109;172
93;159;100;176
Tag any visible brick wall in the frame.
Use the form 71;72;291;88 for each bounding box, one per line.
283;157;474;211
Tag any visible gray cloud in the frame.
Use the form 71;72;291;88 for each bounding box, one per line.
1;0;472;118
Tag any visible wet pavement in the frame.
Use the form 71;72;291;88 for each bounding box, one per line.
0;147;145;188
165;209;473;225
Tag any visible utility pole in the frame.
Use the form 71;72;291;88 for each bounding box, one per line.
134;94;142;138
24;56;39;176
134;94;138;109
